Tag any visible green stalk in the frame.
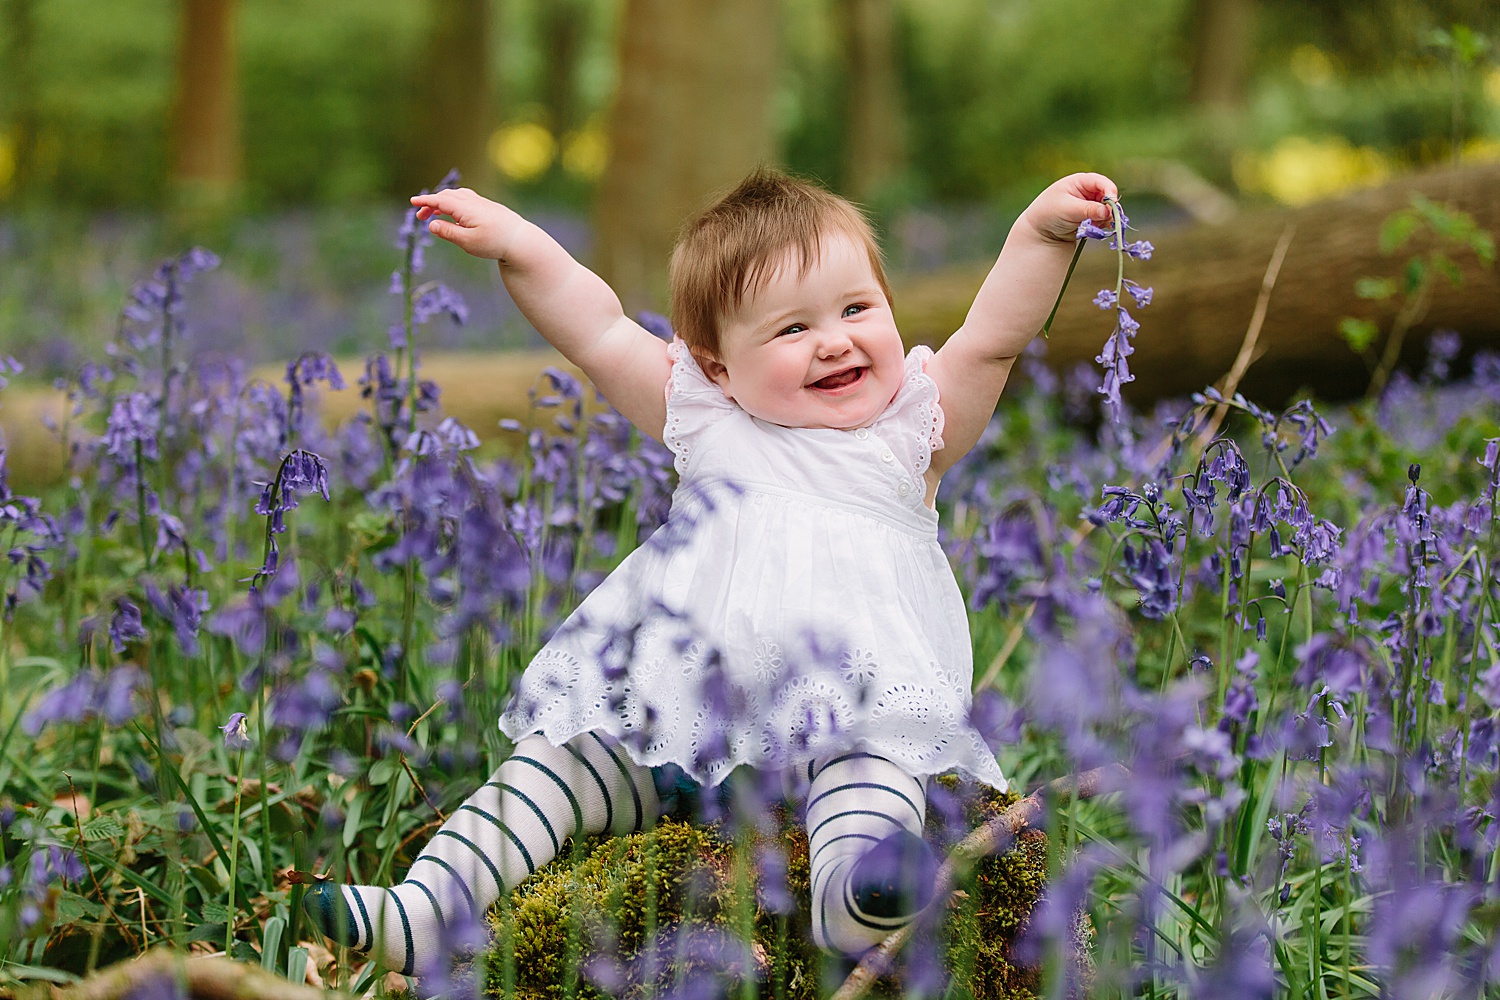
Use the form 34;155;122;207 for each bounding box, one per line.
401;242;419;439
1038;239;1086;340
135;438;152;568
1108;198;1126;298
225;748;246;956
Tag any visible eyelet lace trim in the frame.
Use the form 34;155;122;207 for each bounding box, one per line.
499;618;1010;791
871;345;946;479
663;338;736;477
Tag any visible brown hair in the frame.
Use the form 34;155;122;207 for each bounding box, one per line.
668;168;892;360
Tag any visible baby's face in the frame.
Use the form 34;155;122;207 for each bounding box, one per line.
707;234;905;430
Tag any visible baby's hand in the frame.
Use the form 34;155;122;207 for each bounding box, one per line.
1020;172;1119;244
410;188;527;263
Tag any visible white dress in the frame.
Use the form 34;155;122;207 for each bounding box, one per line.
499;340;1008;791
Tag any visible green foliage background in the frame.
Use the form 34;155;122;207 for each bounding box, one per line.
2;0;1497;211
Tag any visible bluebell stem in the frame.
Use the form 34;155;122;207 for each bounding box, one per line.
283;351;345;445
249;449;330;590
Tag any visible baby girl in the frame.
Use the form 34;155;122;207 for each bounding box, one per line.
305;167;1118;974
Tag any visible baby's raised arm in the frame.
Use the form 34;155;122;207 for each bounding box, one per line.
923;173;1117;478
411;189;671;440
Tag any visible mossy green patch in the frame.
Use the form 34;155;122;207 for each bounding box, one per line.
474;779;1086;999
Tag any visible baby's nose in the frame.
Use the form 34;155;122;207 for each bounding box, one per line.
816;329;853;357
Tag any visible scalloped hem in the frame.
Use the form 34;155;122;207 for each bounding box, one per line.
499;715;1009;794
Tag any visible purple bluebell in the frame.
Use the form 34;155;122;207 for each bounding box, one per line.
0;354;21;390
103;392;160;466
636;310;674;340
220;712;251;750
144;582;209;656
109;598;147;652
411;283;469;328
1422;329;1461;383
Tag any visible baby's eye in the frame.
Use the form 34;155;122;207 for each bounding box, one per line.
777;323;806;337
842;304;866;318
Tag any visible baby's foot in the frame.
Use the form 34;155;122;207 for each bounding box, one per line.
302;880;438;976
302;880;361;948
846;829;940;919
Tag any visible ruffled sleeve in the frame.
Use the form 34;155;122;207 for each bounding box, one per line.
869;345;946;478
663;338;738;476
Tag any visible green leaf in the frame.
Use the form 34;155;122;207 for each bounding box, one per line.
1430;253;1462;286
262;915;285;971
1379;210;1419;254
1471;231;1496;266
1339;317;1380;353
201;901;232;924
54;890;104;923
375;822;400;851
1353;277;1395;300
0;963;80;985
186;921;228;943
342;793;365;849
1411;193;1454;234
1404;257;1428;295
349;511;397;550
368;759;396;786
81;816;124;841
286;946;309;986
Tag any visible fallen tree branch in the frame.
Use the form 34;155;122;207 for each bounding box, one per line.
45;948;349;1000
831;762;1131;1000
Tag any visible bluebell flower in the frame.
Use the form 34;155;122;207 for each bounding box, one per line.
0;354;21;390
103;392;160;466
109;598;146;653
636;311;674;340
220;712;251;750
411;282;469;327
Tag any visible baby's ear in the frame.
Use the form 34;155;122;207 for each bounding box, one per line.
700;354;731;389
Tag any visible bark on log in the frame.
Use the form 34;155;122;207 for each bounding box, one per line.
41;948;348;1000
892;160;1500;406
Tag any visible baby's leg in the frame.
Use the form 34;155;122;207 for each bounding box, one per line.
304;731;661;975
805;750;939;955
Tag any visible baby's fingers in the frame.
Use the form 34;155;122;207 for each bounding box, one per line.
1067;171;1118;203
424;217;474;249
410;187;477;221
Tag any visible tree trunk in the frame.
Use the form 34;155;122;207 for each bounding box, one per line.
894;161;1500;406
2;0;39;196
837;0;904;203
404;0;495;194
1188;0;1257;111
540;0;585;135
169;0;241;208
595;0;782;312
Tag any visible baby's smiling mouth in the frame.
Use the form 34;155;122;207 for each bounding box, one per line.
809;367;865;390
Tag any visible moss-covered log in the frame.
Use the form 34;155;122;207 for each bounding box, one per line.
479;781;1087;1000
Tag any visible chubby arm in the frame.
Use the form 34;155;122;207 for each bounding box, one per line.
923;173;1117;479
411;188;671;440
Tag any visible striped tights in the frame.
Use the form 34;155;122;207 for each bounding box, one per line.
304;735;935;973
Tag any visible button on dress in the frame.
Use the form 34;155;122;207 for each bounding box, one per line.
499;339;1008;791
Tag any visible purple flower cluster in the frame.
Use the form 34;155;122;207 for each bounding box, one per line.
1077;203;1153;426
21;665;147;734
